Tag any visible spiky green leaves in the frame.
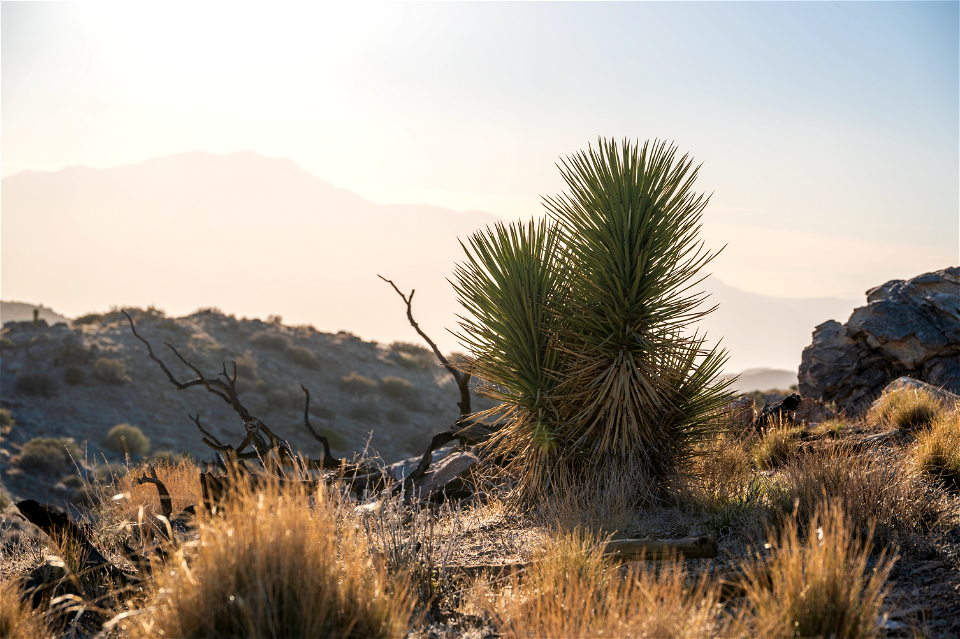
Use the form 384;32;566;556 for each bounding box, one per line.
455;138;734;500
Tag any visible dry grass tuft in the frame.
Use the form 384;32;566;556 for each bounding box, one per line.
869;385;945;430
913;410;960;489
753;425;801;470
735;501;896;639
0;577;53;639
129;480;416;639
476;529;724;638
770;445;952;546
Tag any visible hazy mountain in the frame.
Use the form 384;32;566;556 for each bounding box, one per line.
725;368;798;393
0;301;70;326
2;151;859;373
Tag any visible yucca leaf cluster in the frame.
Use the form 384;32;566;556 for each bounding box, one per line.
453;138;735;500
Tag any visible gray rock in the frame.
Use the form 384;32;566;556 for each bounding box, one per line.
799;267;960;412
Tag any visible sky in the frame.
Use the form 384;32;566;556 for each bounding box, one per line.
2;1;958;302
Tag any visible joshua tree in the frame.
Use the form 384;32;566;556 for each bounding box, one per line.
453;138;734;500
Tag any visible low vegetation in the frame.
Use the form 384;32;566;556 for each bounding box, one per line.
340;371;378;394
249;329;290;351
93;357;130;385
914;409;960;490
869;384;944;430
16;438;81;474
102;423;150;456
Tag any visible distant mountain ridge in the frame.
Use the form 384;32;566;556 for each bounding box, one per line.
2;151;859;372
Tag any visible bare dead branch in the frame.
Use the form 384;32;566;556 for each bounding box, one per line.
136;465;172;520
378;275;472;417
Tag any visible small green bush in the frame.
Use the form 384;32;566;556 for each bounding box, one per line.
93;357;131;384
390;341;431;357
103;423;150;456
14;373;58;397
340;372;378;395
63;366;86;385
18;438;81;473
380;376;416;399
72;313;103;326
288;345;320;370
0;337;14;351
250;330;289;351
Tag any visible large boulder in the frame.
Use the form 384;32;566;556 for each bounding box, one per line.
799;267;960;413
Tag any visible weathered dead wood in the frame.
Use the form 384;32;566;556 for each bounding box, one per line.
136;465;172;520
445;533;719;578
379;275;472;417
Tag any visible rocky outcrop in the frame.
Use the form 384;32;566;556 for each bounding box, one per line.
799;267;960;413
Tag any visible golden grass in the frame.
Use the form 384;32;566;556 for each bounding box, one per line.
752;425;801;470
869;385;946;430
0;577;53;639
475;529;724;638
772;444;952;546
913;409;960;489
815;419;847;438
735;501;896;639
129;480;416;639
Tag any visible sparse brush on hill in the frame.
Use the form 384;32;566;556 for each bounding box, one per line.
249;329;290;351
454;138;733;500
102;423;150;456
341;372;378;395
93;357;130;385
287;344;320;370
17;438;81;473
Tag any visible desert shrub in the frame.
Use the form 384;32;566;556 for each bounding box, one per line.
380;375;416;399
453;139;733;501
72;313;103;326
93;463;129;486
249;330;289;351
233;354;257;379
103;423;150;456
913;411;960;490
341;372;378;395
869;385;945;430
18;438;81;473
684;433;761;533
0;336;14;351
0;408;13;433
392;352;431;370
14;372;58;397
288;344;320;370
93;357;130;384
63;366;86;385
753;426;801;470
390;341;431;357
477;530;722;638
735;501;895;639
770;445;951;546
129;481;415;639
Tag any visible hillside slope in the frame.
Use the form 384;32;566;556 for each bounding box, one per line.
0;308;493;505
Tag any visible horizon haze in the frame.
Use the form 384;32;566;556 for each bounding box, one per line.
2;150;866;373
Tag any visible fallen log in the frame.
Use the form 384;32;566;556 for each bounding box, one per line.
445;532;719;579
